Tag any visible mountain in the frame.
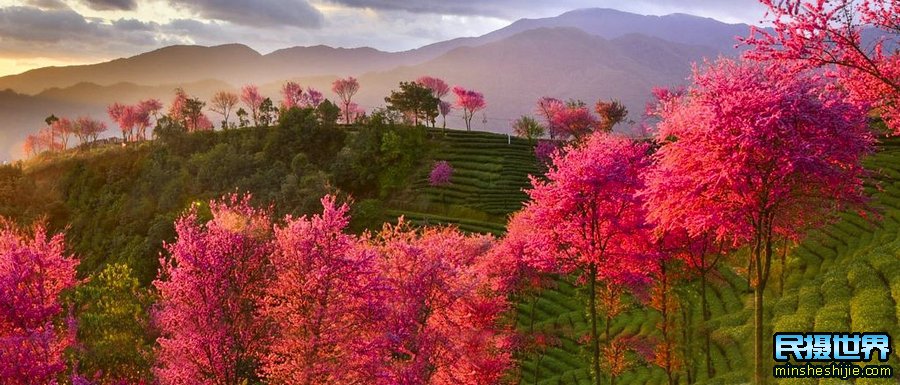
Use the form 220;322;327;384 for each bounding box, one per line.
346;28;715;131
405;8;752;60
0;8;751;160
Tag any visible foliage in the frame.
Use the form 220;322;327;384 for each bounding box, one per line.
0;221;78;385
75;263;153;384
744;0;900;133
512;115;545;142
452;86;486;131
210;91;239;129
262;196;384;384
429;160;453;187
385;81;440;127
594;99;628;133
153;194;273;385
643;57;874;384
332;76;361;125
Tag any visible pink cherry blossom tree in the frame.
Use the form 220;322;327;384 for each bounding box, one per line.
508;132;652;385
332;77;360;125
262;196;385;385
153;194;274;385
0;221;78;385
743;0;900;133
452;86;486;131
240;85;264;127
373;222;512;385
642;58;874;384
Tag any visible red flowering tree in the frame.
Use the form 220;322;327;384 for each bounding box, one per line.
262;196;385;385
535;97;564;139
240;85;264;127
332;76;360;125
0;221;78;385
373;222;512;385
153;195;273;385
452;86;486;131
551;101;598;141
642;58;873;384
509;132;651;385
744;0;900;133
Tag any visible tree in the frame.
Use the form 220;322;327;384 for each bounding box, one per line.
0;221;78;385
552;101;598;140
535;97;563;139
210;91;239;129
258;97;278;127
508;132;651;385
430;160;454;209
108;102;135;142
73;117;107;146
373;222;512;385
44;114;59;128
512;115;545;143
743;0;900;133
332;76;360;125
236;108;249;128
417;76;451;128
241;85;264;127
438;101;452;130
385;81;439;127
153;194;273;385
594;99;627;133
182;96;212;132
340;102;365;125
516;133;648;384
51;117;74;150
452;86;486;131
262;196;384;385
417;76;451;100
316;99;341;127
429;160;453;187
136;99;162;140
642;58;873;385
75;263;152;384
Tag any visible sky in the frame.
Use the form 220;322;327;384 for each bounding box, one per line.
0;0;768;77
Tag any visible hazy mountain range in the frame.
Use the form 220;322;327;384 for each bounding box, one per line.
0;8;755;160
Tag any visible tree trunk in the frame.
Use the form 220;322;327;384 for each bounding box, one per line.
588;264;602;385
701;271;713;379
681;301;694;384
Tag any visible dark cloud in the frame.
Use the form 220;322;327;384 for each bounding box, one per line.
0;6;183;60
80;0;137;11
0;6;98;42
168;0;324;28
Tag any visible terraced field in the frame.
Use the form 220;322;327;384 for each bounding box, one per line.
386;129;541;234
390;129;900;384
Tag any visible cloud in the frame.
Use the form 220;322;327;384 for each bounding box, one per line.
0;6;98;42
80;0;137;11
167;0;324;28
23;0;68;10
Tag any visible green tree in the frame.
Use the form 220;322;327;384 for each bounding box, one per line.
384;81;439;126
317;99;341;127
259;97;278;127
75;264;153;384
